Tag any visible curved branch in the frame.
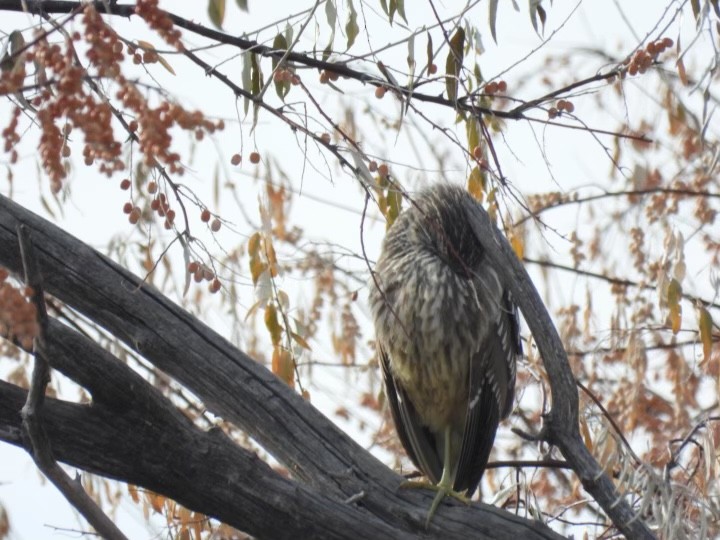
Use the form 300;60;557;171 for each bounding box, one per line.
462;198;655;539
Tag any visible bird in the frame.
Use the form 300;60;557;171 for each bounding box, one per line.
369;183;520;527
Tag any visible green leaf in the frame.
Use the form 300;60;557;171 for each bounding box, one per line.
529;0;546;35
235;0;248;10
445;27;465;102
690;0;701;21
346;0;359;50
272;34;290;100
396;0;407;23
323;0;337;61
489;0;499;43
466;118;480;153
426;31;433;70
386;188;403;226
208;0;225;29
242;52;252;115
711;0;720;18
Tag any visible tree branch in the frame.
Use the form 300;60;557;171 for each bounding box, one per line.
462;198;655;539
0;194;563;539
16;225;129;540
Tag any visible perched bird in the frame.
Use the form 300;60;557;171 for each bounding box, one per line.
369;183;520;526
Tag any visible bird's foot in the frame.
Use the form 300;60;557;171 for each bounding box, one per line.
399;479;470;528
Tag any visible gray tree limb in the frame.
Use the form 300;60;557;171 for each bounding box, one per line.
0;194;562;539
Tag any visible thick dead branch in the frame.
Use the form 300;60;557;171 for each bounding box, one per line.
0;195;562;539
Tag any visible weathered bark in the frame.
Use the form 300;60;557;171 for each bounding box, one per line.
0;193;563;539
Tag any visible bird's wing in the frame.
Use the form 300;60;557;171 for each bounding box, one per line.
380;346;443;484
454;291;520;494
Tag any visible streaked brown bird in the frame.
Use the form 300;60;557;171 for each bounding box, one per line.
369;184;520;526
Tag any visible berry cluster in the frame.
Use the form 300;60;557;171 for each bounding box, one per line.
0;268;38;352
548;99;575;118
0;4;224;194
624;37;674;76
484;80;508;95
273;68;301;85
187;260;221;293
319;69;340;84
135;0;183;50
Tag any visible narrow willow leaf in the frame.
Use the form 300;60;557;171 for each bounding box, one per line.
489;0;499;43
396;0;407;23
346;0;359;50
426;31;433;70
242;52;252;115
445;27;465;102
208;0;226;29
698;307;713;361
272;34;290;100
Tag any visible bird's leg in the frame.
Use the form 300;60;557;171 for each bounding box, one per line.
399;427;470;528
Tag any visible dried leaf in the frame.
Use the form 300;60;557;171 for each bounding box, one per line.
667;278;682;334
291;331;312;350
264;303;283;345
272;346;294;387
698;306;713;362
467;166;485;200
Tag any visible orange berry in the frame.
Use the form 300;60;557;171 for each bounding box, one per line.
564;101;575;113
320;132;331;144
485;81;498;95
548;107;558;119
209;279;221;293
188;261;199;273
375;86;386;99
120;178;131;190
472;146;482;159
122;202;133;214
497;80;507;93
201;209;211;222
231;153;241;166
249;151;260;164
150;198;160;211
210;218;221;232
662;37;674;49
147;181;157;194
319;71;330;84
428;63;437;75
61;146;71;158
368;160;378;172
377;163;389;177
166;209;175;224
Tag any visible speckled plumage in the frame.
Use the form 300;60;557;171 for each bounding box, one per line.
369;184;520;496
